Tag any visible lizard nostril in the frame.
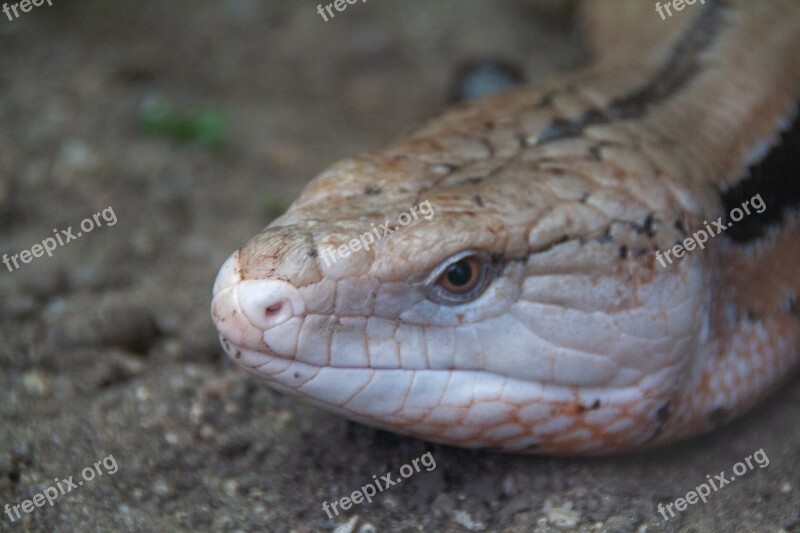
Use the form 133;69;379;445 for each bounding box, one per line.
266;302;284;315
237;280;306;331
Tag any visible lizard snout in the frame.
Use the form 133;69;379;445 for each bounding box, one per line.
211;252;306;357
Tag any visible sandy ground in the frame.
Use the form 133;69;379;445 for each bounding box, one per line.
1;1;798;532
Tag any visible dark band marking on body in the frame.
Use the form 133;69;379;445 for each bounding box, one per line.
720;99;800;243
533;0;728;145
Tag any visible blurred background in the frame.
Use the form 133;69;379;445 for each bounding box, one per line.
0;1;797;531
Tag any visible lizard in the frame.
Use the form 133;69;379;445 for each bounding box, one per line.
211;0;800;454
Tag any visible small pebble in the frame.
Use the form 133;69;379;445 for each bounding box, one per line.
452;60;524;102
22;370;50;396
152;480;171;497
199;425;215;440
135;385;151;401
52;139;105;186
223;479;238;497
546;506;581;528
357;523;377;533
333;515;359;533
453;510;486;531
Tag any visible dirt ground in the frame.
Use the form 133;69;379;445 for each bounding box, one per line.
1;1;798;532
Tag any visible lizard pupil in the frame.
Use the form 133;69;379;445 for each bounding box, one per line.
446;261;473;286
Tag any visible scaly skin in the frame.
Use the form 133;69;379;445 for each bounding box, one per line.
211;0;800;454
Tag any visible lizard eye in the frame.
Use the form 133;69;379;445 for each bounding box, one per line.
424;250;496;305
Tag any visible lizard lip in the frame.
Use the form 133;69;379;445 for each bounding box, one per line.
217;334;280;370
211;251;307;357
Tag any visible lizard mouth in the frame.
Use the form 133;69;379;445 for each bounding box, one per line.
210;252;670;454
216;330;661;454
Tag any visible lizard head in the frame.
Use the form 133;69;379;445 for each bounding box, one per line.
211;99;710;454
